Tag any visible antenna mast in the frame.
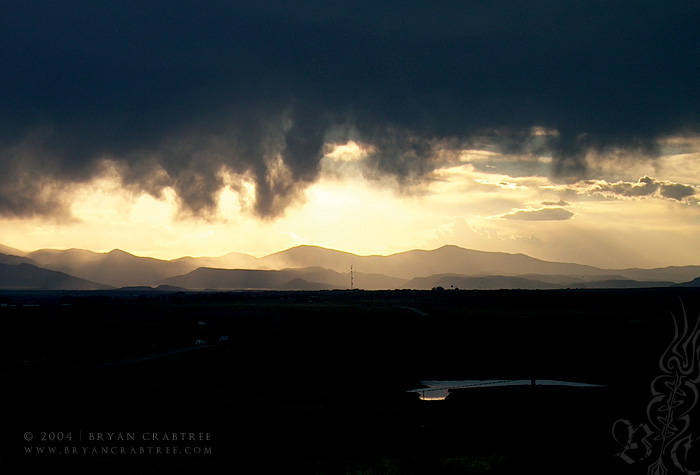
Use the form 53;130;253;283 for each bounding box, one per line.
350;265;354;290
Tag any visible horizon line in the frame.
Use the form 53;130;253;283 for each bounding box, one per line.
2;242;700;271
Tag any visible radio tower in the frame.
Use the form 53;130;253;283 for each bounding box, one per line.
350;265;354;290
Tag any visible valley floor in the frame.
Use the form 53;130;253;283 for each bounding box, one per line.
2;288;699;474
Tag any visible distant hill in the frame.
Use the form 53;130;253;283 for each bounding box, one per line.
278;278;332;291
28;248;197;288
117;285;188;292
26;248;265;288
160;267;335;290
259;246;363;271
257;245;608;279
571;279;674;289
260;245;700;283
0;244;26;257
677;276;700;287
517;274;632;285
257;244;700;282
0;253;40;267
403;274;561;290
2;243;698;290
0;263;112;290
404;273;675;290
160;265;406;291
289;267;405;290
616;267;700;283
515;273;675;288
172;252;260;271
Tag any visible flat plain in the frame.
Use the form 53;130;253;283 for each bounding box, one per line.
2;288;698;474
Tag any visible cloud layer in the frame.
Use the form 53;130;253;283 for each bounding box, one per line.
502;208;574;221
2;1;700;219
556;176;698;202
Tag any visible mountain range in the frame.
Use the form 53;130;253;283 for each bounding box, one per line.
0;263;112;290
0;244;698;291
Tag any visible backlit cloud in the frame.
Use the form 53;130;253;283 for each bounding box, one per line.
551;176;698;202
2;2;700;220
500;208;575;221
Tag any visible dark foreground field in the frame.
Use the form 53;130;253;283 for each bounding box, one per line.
1;288;699;474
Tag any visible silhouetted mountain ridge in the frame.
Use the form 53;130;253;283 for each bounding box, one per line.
0;253;40;267
161;267;334;290
256;245;700;282
2;243;699;290
0;244;26;257
403;273;676;290
27;248;198;287
0;263;112;290
678;276;700;287
403;274;561;290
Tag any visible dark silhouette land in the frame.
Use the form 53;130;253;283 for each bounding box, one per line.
2;287;699;474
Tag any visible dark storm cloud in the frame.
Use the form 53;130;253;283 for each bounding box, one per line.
1;1;699;218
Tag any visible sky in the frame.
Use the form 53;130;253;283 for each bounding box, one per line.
1;1;700;268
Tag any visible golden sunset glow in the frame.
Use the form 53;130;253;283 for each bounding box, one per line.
1;138;698;269
5;6;700;475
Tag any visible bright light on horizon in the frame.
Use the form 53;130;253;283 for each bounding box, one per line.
1;141;699;268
